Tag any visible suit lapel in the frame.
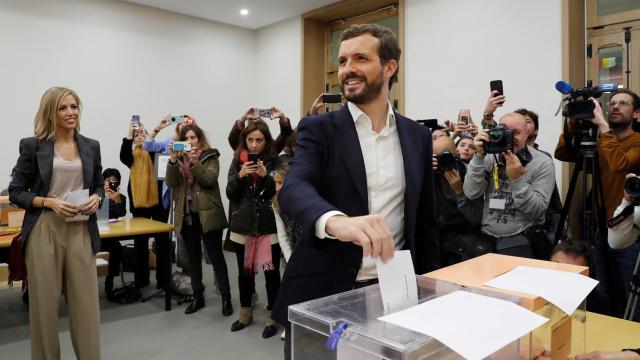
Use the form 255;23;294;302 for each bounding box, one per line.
333;106;368;208
75;133;93;188
36;139;54;191
396;115;421;221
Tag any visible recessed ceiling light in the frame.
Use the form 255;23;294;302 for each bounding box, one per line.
240;9;249;16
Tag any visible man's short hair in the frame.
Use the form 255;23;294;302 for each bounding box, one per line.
611;88;640;111
340;24;401;89
514;108;539;131
551;240;592;266
102;168;121;185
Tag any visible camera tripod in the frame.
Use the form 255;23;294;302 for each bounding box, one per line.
554;124;605;247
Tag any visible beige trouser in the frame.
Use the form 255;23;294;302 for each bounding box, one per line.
25;211;101;360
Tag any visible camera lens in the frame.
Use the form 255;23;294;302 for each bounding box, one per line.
624;176;640;198
488;129;503;142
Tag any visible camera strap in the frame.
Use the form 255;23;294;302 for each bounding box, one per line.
607;204;635;228
492;164;500;192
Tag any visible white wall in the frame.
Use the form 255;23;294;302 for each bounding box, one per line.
0;0;257;208
254;16;303;133
405;0;565;192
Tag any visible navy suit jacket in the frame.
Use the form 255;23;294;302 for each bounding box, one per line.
272;105;439;325
9;133;105;253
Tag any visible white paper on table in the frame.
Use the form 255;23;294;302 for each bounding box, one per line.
379;291;549;360
483;265;599;315
375;250;418;314
64;189;89;222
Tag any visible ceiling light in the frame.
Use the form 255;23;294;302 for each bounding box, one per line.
240;9;249;16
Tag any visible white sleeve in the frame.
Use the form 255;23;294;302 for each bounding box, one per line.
314;210;346;239
608;199;640;249
275;212;293;262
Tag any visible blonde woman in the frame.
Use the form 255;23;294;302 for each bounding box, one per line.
9;87;103;359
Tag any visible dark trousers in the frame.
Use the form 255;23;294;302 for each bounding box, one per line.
131;204;170;288
233;241;281;309
100;239;122;277
181;214;230;296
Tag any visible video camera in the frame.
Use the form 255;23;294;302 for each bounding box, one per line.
555;80;617;121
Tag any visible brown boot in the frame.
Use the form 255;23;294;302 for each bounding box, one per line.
231;307;253;332
262;310;278;338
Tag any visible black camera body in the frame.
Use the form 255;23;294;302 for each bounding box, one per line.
108;180;119;192
485;124;514;154
624;176;640;203
436;151;459;171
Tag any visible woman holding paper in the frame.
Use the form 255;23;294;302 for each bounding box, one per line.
9;87;104;360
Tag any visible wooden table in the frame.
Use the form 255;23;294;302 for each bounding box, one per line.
1;217;175;309
584;311;640;352
100;218;174;310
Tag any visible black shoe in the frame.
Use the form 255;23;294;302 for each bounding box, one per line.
221;295;233;317
230;320;247;332
262;325;278;339
185;294;205;314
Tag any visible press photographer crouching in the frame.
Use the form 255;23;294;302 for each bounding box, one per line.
463;112;555;259
607;173;640;321
432;136;484;266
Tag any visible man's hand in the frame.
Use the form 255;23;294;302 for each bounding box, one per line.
105;189;121;203
473;130;489;156
590;97;610;133
432;154;438;171
452;122;467;138
443;169;463;193
325;214;395;263
505;150;527;181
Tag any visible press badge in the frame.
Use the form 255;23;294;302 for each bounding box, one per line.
489;193;506;210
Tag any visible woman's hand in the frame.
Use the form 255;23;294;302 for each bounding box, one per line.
256;160;267;177
186;148;198;161
271;107;287;124
154;116;170;133
168;142;178;161
47;198;80;218
79;194;101;215
239;161;258;178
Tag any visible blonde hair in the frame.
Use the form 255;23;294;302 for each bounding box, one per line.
272;162;290;213
34;87;81;140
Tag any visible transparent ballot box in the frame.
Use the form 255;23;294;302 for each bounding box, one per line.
288;275;585;359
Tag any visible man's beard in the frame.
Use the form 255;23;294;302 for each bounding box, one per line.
340;70;384;105
607;113;634;130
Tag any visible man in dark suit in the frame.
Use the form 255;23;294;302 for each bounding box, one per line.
273;24;439;356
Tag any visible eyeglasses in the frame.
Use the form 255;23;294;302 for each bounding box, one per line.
607;100;633;108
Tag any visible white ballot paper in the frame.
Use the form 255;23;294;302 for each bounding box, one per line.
375;250;418;313
64;189;90;222
483;265;598;315
379;291;548;360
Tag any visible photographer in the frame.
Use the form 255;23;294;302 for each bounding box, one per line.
555;89;640;317
100;168;127;297
609;173;640;249
464;112;555;259
228;107;293;153
433;136;483;265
